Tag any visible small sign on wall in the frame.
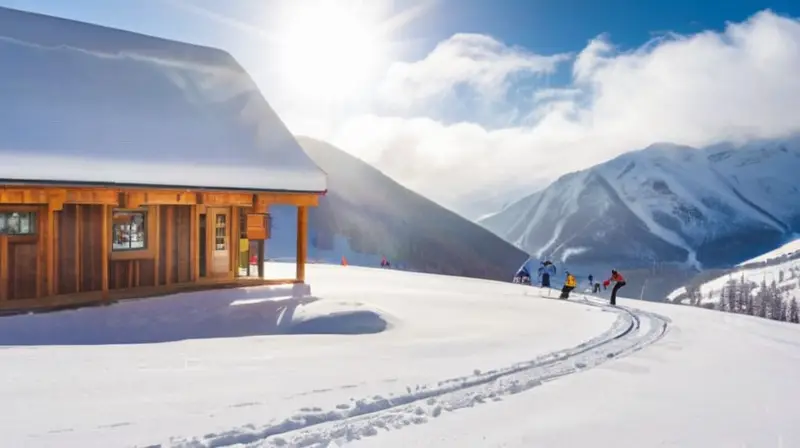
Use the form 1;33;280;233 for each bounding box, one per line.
245;214;269;240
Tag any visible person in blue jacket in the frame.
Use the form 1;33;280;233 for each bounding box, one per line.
538;260;556;288
513;265;532;285
513;257;534;285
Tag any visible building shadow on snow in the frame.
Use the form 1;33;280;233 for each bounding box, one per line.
0;286;326;346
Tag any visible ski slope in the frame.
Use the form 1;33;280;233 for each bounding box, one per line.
0;264;798;447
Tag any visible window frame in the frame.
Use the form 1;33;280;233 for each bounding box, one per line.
111;208;149;252
0;210;38;236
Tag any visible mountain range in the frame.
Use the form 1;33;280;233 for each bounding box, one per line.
478;138;800;282
266;137;529;281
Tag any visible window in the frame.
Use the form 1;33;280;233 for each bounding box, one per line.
0;211;37;235
112;210;147;251
215;214;227;250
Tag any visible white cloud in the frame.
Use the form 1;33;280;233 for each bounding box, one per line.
320;10;800;216
378;33;570;109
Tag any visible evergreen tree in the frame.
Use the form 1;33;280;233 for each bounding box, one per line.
756;280;769;318
779;270;785;283
717;286;728;312
741;278;755;316
768;281;785;321
789;298;799;324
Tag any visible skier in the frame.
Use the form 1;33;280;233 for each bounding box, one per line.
513;265;532;285
588;274;594;289
593;281;601;294
538;260;556;288
602;269;627;306
560;271;577;299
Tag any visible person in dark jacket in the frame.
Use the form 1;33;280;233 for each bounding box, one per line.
538;261;556;288
603;270;627;306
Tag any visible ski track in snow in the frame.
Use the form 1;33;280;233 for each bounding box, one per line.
157;298;670;448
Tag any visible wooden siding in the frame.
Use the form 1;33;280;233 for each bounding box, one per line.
8;241;37;300
159;205;192;285
0;186;316;312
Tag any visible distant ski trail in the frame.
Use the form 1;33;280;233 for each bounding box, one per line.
159;300;669;448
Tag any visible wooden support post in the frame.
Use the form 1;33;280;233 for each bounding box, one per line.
205;210;213;278
53;213;60;295
165;206;174;286
46;207;56;296
190;205;197;281
153;206;161;286
246;241;252;277
75;205;82;293
35;206;45;299
230;207;239;278
101;204;109;299
0;235;7;301
257;239;265;279
296;206;308;283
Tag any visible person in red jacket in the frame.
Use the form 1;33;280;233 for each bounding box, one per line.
602;270;626;306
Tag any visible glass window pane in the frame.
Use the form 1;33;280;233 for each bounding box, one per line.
0;212;36;235
112;210;147;251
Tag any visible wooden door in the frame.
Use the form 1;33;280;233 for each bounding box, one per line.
209;208;230;277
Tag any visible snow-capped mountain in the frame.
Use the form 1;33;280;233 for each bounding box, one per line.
479;138;800;272
267;137;529;281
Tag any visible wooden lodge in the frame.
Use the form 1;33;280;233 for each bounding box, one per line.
0;7;327;312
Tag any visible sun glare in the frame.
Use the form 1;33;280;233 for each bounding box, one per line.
274;0;386;102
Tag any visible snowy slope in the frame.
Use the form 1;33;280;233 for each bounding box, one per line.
0;263;614;447
670;237;800;308
0;6;325;192
479;138;800;272
2;264;799;448
265;137;528;281
738;235;800;266
348;298;800;448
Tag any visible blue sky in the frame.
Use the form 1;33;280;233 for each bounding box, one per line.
3;0;800;217
5;0;797;75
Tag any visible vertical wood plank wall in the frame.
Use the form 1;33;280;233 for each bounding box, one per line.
0;191;314;309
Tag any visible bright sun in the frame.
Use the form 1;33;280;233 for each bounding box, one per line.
274;0;386;102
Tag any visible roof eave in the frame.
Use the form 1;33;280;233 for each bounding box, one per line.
0;178;326;195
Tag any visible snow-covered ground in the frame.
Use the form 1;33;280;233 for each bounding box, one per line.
0;263;798;448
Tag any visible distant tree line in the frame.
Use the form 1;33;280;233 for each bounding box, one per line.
684;273;800;324
737;249;800;270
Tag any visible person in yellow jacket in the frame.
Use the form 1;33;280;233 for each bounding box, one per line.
559;271;577;299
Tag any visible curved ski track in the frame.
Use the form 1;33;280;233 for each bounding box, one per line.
160;298;670;448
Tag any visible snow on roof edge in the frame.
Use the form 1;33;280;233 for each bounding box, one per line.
0;178;326;195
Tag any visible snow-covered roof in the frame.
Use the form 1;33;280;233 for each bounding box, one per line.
0;7;326;193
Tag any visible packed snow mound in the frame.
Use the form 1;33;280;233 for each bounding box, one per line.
286;300;392;335
479;138;800;271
